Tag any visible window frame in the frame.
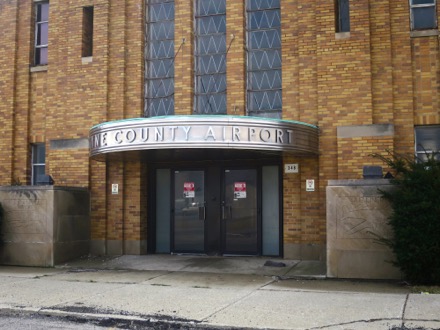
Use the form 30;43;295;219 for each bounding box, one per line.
145;0;175;117
193;0;227;115
415;125;440;162
31;143;46;186
335;0;350;33
82;6;94;58
409;0;437;31
34;1;49;66
246;0;282;119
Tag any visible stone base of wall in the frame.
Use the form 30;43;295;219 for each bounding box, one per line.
326;180;401;280
0;186;90;267
90;239;147;256
284;243;326;261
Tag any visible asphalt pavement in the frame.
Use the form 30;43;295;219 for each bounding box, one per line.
0;255;439;330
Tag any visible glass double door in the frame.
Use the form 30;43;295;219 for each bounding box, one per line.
172;168;259;255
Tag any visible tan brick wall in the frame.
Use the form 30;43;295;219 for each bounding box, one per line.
389;0;415;155
0;1;19;185
226;1;245;116
3;0;440;256
412;37;440;126
337;136;394;179
174;0;193;115
283;155;322;247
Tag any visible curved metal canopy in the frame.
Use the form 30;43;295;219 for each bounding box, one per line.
89;115;319;161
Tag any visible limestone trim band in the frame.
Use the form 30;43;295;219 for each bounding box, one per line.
89;116;319;159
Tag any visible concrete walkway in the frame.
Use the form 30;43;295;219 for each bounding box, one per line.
0;255;439;329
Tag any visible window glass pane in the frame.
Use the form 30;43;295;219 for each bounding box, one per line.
197;16;227;35
196;54;226;75
197;35;227;55
145;0;175;117
149;21;174;40
415;126;440;153
33;144;45;163
248;90;282;112
35;2;49;66
248;30;281;50
197;74;226;94
247;0;280;11
413;7;437;29
148;58;174;78
248;10;280;30
148;98;175;116
149;40;174;59
247;0;281;117
150;2;174;22
412;0;435;5
37;23;49;45
194;0;226;114
337;0;350;32
148;78;174;98
37;3;49;22
249;70;282;90
196;94;227;114
36;48;48;65
197;0;226;16
82;7;94;57
248;49;281;70
33;165;46;185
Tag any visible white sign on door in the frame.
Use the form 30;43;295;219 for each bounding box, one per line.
234;182;247;199
183;182;195;198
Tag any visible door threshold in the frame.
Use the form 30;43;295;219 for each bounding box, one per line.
171;252;207;256
222;254;259;257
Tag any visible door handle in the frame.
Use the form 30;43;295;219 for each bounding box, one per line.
198;206;205;221
222;205;231;220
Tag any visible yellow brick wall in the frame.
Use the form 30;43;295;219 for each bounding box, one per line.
0;2;19;185
2;0;440;255
337;136;394;179
226;1;246;116
174;0;193;115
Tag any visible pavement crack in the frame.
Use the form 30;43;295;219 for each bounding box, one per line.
306;317;401;330
400;293;410;328
199;277;277;323
200;287;262;323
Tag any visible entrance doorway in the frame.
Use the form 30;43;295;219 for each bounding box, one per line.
223;169;258;255
152;162;280;256
172;168;258;255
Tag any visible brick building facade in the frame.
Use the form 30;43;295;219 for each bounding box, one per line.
1;0;439;260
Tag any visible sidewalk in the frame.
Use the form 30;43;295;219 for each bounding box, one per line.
0;255;439;329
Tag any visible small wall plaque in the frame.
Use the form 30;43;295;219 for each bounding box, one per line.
285;164;299;173
112;184;119;195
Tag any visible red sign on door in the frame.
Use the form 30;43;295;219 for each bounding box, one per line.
234;182;247;199
184;182;195;198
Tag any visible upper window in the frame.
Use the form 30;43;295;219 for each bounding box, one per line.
246;0;282;118
82;6;94;57
410;0;437;30
145;0;175;117
335;0;350;33
415;126;440;161
35;2;49;65
31;143;46;185
194;0;227;114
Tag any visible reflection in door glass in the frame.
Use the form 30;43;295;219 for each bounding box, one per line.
174;171;205;252
224;169;258;254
